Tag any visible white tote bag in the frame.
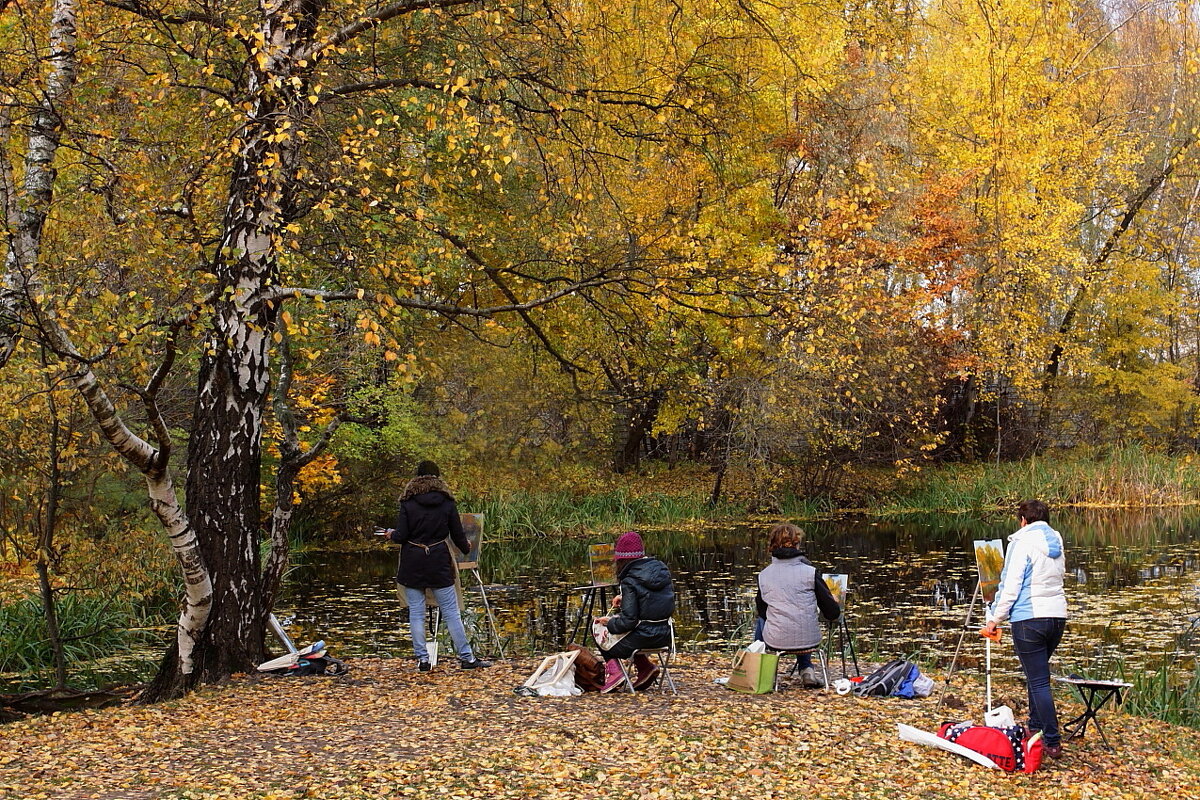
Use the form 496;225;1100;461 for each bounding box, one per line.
523;650;582;697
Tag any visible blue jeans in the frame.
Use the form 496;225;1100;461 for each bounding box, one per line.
1012;617;1066;746
406;585;474;662
754;617;812;669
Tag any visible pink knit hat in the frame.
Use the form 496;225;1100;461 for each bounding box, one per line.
614;530;645;559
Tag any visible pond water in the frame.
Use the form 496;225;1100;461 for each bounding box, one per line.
278;508;1200;678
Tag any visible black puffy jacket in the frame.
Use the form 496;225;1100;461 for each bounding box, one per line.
390;476;470;589
606;557;675;640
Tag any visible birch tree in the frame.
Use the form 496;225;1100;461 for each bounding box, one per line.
0;0;768;699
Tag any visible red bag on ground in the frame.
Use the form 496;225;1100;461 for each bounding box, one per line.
567;643;605;692
938;721;1044;773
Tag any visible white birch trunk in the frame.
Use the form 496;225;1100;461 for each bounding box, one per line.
1;0;215;679
0;0;77;365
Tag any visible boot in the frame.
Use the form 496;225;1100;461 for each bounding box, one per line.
632;654;660;690
600;659;627;693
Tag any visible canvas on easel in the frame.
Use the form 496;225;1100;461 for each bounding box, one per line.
821;574;859;677
589;543;617;587
822;574;848;608
973;539;1005;603
457;512;483;569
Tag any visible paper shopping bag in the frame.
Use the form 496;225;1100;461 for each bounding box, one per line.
726;648;778;694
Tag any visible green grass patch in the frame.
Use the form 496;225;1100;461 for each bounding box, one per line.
0;591;168;688
455;488;748;538
882;445;1200;513
1116;663;1200;728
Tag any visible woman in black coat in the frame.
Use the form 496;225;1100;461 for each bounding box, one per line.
594;531;674;692
390;461;490;671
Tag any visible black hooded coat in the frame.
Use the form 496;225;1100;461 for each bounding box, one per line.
601;557;675;659
390;475;470;589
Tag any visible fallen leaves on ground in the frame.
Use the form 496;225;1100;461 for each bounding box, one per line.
0;656;1197;800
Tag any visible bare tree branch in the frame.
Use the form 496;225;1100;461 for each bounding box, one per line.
1044;135;1197;382
100;0;227;27
257;277;614;315
301;0;480;64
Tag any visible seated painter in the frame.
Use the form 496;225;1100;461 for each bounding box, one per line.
756;523;840;687
593;531;675;693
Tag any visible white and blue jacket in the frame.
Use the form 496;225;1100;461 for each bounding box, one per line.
986;520;1068;624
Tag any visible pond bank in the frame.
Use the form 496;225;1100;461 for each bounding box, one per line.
443;447;1200;541
1;656;1197;800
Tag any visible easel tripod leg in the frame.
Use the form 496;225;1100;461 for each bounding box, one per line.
840;616;860;676
568;587;596;646
471;567;506;658
937;580;980;712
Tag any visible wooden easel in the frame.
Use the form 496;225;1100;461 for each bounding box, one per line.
424;573;504;662
566;583;617;646
454;513;504;658
466;566;505;658
936;580;980;711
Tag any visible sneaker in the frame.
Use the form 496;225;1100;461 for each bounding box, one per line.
417;660;432;672
1044;743;1063;759
459;657;492;669
799;667;821;688
599;658;628;693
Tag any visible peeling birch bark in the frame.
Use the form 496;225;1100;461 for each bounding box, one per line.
0;0;77;364
1;0;215;683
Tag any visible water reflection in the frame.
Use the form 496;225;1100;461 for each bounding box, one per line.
278;508;1200;673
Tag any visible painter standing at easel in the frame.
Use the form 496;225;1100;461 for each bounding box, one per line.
391;461;491;672
981;500;1067;759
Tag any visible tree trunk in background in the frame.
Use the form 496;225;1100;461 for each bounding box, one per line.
37;349;67;690
612;390;663;473
263;334;341;615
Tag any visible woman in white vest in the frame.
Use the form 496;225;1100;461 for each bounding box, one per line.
982;499;1067;759
756;523;841;687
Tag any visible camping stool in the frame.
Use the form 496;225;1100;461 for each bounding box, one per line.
768;646;829;692
768;638;835;695
616;620;678;694
1054;676;1132;750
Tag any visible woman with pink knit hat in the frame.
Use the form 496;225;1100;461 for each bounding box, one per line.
594;530;675;692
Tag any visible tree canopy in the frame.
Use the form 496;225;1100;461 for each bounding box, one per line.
3;0;1199;697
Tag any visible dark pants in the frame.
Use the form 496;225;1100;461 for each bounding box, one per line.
754;617;813;669
601;629;669;661
1012;617;1066;746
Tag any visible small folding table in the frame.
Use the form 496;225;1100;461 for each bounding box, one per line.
1054;676;1132;750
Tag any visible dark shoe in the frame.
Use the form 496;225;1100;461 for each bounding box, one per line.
1044;743;1063;759
417;660;432;672
633;662;662;690
459;657;492;669
632;654;660;690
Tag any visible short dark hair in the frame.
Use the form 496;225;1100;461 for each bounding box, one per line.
1018;499;1049;524
415;460;441;476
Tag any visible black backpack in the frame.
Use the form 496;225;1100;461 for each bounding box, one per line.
853;658;915;697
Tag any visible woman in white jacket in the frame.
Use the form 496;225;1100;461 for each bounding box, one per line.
982;499;1068;759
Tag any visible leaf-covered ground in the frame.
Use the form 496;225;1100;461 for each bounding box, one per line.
1;655;1198;800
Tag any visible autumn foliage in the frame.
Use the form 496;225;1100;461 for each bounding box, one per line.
2;658;1199;800
3;0;1200;697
